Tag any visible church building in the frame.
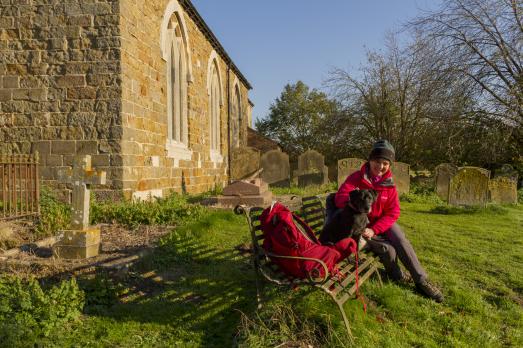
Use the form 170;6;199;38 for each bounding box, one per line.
0;0;253;200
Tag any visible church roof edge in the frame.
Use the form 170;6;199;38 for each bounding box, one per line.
181;0;252;90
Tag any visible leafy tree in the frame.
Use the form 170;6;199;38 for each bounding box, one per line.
255;81;341;161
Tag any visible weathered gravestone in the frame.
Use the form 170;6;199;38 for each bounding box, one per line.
294;150;329;187
434;163;458;201
448;167;490;206
489;176;518;204
260;149;290;187
217;178;272;207
392;162;410;196
495;164;519;182
230;147;260;181
53;155;106;259
337;158;365;188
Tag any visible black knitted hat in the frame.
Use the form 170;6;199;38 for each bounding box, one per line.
369;139;395;162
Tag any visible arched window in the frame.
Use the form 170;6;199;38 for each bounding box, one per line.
232;84;242;148
207;51;224;162
167;19;188;145
160;1;193;161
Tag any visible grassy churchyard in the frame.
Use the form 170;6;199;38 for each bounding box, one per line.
0;186;521;347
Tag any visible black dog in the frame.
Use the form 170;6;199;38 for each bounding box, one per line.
319;189;377;245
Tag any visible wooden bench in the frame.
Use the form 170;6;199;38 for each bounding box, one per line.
235;195;382;338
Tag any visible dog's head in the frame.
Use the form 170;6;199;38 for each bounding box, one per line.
348;189;377;214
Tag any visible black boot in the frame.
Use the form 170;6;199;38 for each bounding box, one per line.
416;279;444;303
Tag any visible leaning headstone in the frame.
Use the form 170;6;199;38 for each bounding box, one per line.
217;178;272;207
489;171;518;204
448;167;490;206
392;162;410;196
434;163;458;201
230;147;260;181
337;158;365;188
294;150;328;187
260;149;290;187
53;155;106;259
495;164;518;182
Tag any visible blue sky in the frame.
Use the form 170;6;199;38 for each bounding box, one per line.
191;0;439;124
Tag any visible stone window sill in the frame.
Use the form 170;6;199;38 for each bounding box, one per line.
210;149;223;164
166;140;192;163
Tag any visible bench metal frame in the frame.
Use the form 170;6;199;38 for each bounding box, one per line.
235;195;382;339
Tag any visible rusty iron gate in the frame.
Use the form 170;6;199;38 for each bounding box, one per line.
0;154;40;220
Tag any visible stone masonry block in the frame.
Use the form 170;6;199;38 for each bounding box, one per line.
0;90;12;101
67;87;96;99
56;75;86;87
53;243;100;259
51;140;76;154
55;228;101;247
68;15;94;27
31;141;51;155
46;154;63;166
3;75;19;88
76;140;98;155
91;154;110;167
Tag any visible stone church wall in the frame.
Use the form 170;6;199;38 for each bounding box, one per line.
1;0;252;200
119;0;251;198
0;0;123;199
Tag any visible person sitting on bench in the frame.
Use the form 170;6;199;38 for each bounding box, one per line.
335;140;444;302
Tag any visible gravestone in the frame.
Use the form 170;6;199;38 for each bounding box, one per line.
230;147;260;181
392;162;410;195
448;167;490;206
434;163;458;201
495;164;518;182
337;158;365;188
489;176;518;204
260;149;290;187
217;178;272;207
53;155;106;259
294;150;328;187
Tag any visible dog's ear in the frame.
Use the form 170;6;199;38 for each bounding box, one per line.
349;189;359;202
369;189;378;201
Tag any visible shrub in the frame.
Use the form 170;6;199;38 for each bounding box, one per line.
430;204;508;215
35;186;71;236
91;192;205;228
518;188;523;204
0;276;84;346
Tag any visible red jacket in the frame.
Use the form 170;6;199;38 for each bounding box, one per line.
335;163;400;235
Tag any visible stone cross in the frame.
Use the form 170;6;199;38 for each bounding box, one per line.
57;155;106;230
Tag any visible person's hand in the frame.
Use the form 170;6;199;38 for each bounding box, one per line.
362;228;375;239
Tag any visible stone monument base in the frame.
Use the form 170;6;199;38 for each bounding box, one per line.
53;228;101;259
217;178;273;207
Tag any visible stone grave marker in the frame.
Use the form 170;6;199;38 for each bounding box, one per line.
230;147;260;181
392;162;410;196
434;163;458;201
217;178;272;207
294;150;328;187
337;158;365;188
260;149;290;187
495;164;518;182
53;155;106;259
489;176;518;204
448;167;490;206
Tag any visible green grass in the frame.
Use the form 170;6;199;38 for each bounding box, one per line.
13;198;523;347
271;182;338;196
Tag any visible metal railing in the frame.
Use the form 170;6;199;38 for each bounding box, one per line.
0;153;40;220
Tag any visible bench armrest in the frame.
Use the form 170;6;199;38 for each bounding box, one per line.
264;252;330;283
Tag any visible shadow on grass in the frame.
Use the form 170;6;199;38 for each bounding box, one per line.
428;204;509;215
70;232;260;346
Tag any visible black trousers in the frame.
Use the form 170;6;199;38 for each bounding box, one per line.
366;223;427;283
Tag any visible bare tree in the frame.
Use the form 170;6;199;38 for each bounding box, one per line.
409;0;523;130
326;35;475;165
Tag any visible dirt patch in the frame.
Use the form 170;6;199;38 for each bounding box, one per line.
0;224;174;280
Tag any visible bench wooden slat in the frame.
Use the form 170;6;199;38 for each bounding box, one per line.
235;196;382;340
